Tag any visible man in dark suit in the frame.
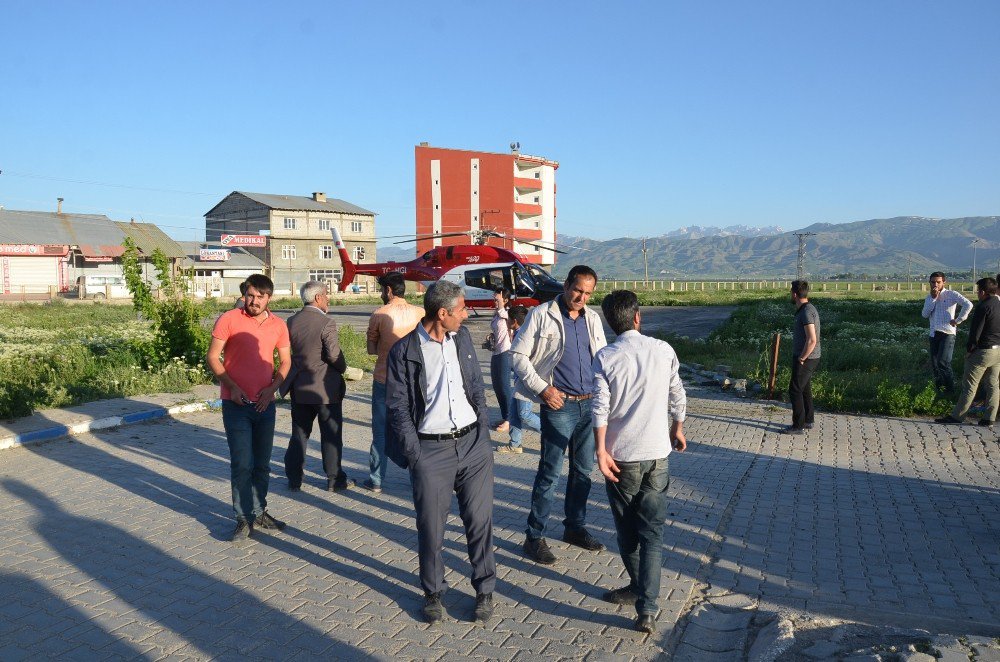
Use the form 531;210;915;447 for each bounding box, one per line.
281;280;352;492
385;280;496;625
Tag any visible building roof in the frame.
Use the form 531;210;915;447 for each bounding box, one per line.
205;191;375;217
116;221;186;259
0;208;125;258
177;241;266;270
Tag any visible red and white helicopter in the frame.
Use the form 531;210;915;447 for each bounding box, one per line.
331;227;567;309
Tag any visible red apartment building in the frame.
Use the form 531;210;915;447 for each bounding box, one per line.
414;143;559;266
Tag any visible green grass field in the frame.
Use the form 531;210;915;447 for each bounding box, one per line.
0;300;377;420
661;295;960;417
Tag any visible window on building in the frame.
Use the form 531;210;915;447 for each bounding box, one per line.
534;172;540;179
281;245;296;260
310;269;342;284
351;221;363;233
319;245;333;259
353;246;366;261
284;217;296;230
318;219;330;231
534;196;540;203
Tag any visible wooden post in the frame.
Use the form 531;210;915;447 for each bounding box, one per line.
768;332;781;400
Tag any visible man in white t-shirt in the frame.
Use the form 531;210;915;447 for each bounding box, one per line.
592;289;687;634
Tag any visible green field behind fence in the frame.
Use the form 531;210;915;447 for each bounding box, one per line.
0;287;975;420
0;300;376;420
661;295;960;418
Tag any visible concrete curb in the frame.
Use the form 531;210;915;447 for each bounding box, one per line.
0;399;223;451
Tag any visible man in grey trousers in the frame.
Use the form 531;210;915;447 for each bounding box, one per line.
385;280;496;625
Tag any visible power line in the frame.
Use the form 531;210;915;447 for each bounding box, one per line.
1;169;218;196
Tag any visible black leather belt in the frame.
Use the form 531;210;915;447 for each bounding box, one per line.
562;392;592;401
418;422;477;441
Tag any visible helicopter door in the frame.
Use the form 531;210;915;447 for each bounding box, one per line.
509;265;535;297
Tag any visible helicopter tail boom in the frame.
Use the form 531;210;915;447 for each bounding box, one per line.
331;228;357;292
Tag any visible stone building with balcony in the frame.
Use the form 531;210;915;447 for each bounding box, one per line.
204;191;377;293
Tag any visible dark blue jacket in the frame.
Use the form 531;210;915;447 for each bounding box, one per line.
385;324;490;469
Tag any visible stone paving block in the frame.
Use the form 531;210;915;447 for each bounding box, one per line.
672;642;742;662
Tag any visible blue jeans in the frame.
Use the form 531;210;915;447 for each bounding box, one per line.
605;457;670;616
490;351;513;422
929;331;957;391
369;380;388;486
509;398;541;447
526;399;594;539
222;400;276;521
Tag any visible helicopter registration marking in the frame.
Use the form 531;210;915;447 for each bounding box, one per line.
379;266;407;274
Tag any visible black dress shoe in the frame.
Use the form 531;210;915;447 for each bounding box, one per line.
231;518;252;543
523;536;557;565
602;585;638;605
254;511;286;531
562;528;605;552
473;593;494;623
635;614;656;633
779;426;805;435
422;592;443;624
328;477;356;492
288;483;301;492
935;415;965;424
979;419;995;428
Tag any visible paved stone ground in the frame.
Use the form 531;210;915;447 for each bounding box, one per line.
1;372;998;659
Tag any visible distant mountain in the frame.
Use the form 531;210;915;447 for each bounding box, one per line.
551;216;1000;279
374;244;416;263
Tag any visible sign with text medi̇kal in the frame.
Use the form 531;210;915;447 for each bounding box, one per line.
221;234;267;247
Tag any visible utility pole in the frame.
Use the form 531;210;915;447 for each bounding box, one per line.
906;254;911;283
793;232;816;280
641;237;649;285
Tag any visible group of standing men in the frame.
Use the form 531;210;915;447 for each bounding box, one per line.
205;267;690;633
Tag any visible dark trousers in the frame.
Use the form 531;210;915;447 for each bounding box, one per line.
789;358;819;429
222;400;276;521
409;428;496;596
284;399;345;486
526;399;594;540
490;351;513;422
929;331;957;391
606;457;670;616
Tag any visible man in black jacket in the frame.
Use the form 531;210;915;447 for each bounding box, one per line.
385;280;496;624
937;277;1000;428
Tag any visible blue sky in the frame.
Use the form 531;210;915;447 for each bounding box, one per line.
2;1;997;242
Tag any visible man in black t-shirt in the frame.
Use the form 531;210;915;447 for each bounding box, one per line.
782;280;821;435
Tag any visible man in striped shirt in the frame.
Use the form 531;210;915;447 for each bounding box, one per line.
921;272;973;393
592;289;687;634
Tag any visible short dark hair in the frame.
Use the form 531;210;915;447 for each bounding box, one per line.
424;280;463;318
244;273;274;296
378;272;406;297
509;305;528;326
976;277;997;296
601;290;640;335
791;279;809;297
929;271;946;281
565;265;598;286
238;280;248;296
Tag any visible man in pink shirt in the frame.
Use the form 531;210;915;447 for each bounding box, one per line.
364;272;424;493
207;274;291;543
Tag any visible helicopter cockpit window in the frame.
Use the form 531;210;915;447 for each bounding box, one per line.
526;264;560;286
510;266;534;297
464;268;505;292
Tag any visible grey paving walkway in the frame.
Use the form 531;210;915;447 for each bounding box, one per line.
1;377;998;660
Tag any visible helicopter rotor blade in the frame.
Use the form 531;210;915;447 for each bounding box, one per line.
512;239;568;255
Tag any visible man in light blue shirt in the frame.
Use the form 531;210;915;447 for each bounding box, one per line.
592;289;686;634
921;271;973;392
